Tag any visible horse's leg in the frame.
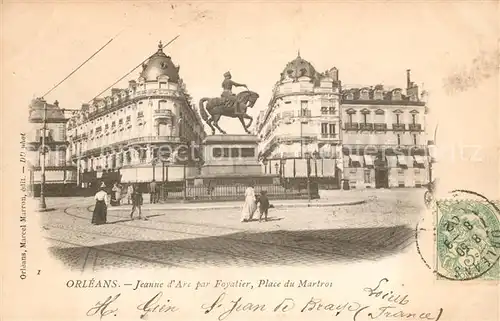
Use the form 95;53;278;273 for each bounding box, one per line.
206;117;216;135
238;116;251;134
212;114;226;134
243;114;253;129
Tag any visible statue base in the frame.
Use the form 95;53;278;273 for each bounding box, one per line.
185;134;275;186
200;134;261;177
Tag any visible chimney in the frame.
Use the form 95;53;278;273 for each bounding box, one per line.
128;80;137;88
81;103;89;110
53;100;59;107
111;88;121;96
406;69;411;89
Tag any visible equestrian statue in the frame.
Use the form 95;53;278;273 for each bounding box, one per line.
199;71;259;135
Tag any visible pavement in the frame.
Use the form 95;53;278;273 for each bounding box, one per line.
34;188;426;211
108;197;366;211
37;188;425;270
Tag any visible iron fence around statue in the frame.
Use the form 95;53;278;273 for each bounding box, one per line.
158;182;319;202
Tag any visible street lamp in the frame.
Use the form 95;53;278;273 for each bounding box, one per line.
152;158;157;181
300;114;309;158
262;158;268;174
306;150;319;202
38;100;48;211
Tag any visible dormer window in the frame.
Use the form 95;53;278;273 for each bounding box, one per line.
374;90;383;100
360;89;370;100
392;89;402;100
345;93;354;100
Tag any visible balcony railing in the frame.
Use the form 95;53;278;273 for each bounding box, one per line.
409;123;422;131
320;133;337;139
135;88;178;98
153;109;173;119
344;123;359;131
392;123;406;131
374;123;388;131
126;136;181;145
359;123;374;131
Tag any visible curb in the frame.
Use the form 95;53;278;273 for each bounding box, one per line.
108;199;366;211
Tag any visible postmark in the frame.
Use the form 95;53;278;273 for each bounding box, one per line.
435;191;500;281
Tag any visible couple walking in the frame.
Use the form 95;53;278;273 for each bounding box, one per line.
91;182;147;225
240;183;270;223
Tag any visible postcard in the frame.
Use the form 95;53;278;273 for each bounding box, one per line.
1;1;499;320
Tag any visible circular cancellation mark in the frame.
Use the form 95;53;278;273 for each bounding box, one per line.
415;189;500;281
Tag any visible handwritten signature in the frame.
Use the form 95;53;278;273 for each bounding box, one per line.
84;283;443;321
86;294;120;320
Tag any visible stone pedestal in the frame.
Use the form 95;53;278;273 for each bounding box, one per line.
201;135;262;177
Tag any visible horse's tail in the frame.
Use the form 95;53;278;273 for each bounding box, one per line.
198;98;210;121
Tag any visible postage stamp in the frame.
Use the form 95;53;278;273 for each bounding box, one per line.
435;194;500;281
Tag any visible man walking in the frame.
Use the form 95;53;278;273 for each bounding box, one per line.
130;184;147;221
149;179;157;204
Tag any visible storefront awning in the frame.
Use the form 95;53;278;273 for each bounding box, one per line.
363;155;374;166
349;155;361;163
414;155;425;164
396;155;407;165
386;156;398;168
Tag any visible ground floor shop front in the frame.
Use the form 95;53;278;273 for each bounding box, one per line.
342;148;429;189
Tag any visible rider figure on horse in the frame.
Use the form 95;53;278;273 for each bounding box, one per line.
222;71;247;115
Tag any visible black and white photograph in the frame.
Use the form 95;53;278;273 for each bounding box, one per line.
2;1;499;320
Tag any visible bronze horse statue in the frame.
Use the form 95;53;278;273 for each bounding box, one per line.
199;90;259;135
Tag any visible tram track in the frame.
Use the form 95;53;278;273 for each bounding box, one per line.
60;205;410;263
44;235;185;271
44;220;278;268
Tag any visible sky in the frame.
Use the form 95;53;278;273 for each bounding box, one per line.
2;1;499;193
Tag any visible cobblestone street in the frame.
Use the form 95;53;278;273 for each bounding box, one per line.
39;189;426;271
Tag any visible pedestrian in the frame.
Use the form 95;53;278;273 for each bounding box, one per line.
257;190;270;222
130;184;147;220
91;182;109;225
149;179;157;204
126;184;133;205
240;182;257;222
112;182;122;206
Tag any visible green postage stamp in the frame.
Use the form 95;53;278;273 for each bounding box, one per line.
435;192;500;281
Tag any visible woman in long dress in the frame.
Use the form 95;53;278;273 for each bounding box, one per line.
241;183;257;222
92;183;109;225
112;182;122;206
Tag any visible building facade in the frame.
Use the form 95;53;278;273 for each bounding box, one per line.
27;98;77;196
341;70;429;189
255;53;342;187
66;42;206;188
